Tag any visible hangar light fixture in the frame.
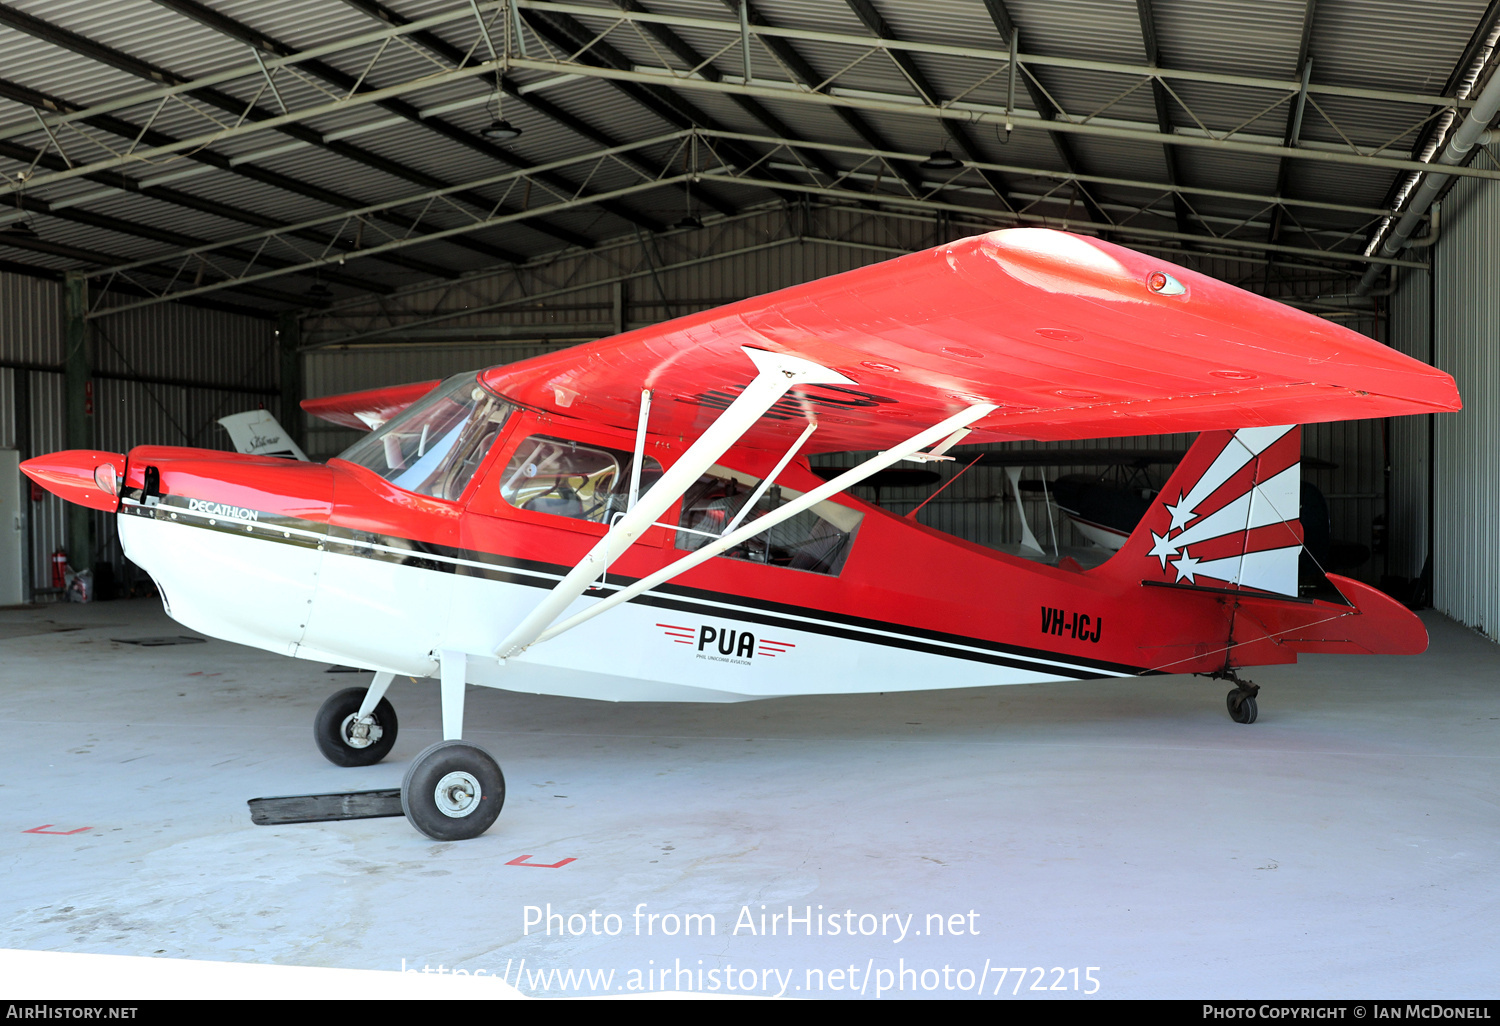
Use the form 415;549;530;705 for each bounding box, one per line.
480;118;522;141
921;149;961;170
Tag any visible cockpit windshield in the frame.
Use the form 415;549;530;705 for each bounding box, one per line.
336;373;515;501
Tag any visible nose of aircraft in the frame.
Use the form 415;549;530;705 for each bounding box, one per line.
21;450;127;511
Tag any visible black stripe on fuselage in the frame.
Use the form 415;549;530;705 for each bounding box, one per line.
122;496;1151;680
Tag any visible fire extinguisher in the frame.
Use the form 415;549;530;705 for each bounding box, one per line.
51;549;68;589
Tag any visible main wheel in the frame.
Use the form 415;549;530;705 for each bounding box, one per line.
1226;688;1259;725
314;687;399;767
401;740;505;841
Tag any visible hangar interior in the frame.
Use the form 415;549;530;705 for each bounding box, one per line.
0;0;1496;616
1;0;1499;998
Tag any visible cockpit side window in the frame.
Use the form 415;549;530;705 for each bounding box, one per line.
676;465;861;575
336;373;515;501
498;434;662;524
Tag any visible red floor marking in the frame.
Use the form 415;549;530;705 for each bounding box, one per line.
24;825;92;835
506;854;576;869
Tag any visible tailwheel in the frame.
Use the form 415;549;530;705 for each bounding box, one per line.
314;687;399;767
401;740;505;841
1226;687;1259;725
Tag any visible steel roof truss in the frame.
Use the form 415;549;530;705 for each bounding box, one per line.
78;124;1419;311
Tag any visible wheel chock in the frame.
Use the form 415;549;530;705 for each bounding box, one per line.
248;788;404;825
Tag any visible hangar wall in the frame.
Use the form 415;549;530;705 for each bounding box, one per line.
1422;149;1500;638
0;273;277;599
1388;268;1431;585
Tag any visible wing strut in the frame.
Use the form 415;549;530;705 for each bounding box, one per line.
493;347;853;660
524;401;999;653
627;388;652;511
722;420;818;536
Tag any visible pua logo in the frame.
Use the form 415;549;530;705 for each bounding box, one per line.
656;623;796;663
699;624;756;659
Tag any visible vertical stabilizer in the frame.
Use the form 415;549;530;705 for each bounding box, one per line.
218;410;308;461
1102;425;1303;597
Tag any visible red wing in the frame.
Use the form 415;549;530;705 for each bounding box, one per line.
301;380;441;431
478;229;1458;453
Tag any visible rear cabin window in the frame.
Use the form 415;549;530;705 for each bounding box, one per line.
676;465;861;576
498;434;662;525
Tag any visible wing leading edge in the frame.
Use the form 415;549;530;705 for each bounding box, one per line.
301;380;441;432
477;229;1457;452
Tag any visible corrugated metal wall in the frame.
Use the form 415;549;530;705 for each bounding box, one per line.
1428;149;1500;638
1388;268;1431;582
0;273;64;365
1302;418;1386;585
0;275;277;599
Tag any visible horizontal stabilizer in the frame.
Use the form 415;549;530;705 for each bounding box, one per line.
1232;575;1429;658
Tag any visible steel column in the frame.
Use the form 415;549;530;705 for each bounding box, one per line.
63;271;92;575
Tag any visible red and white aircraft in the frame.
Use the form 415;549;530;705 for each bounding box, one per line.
21;229;1460;840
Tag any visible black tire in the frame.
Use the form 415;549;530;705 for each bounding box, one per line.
314;687;399;767
1238;694;1258;724
1226;688;1259;725
401;740;505;841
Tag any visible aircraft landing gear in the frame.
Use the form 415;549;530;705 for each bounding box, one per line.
396;649;505;841
314;672;399;766
401;740;505;841
1225;686;1258;724
1205;668;1260;724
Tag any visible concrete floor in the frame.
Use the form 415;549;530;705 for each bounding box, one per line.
1;597;1497;999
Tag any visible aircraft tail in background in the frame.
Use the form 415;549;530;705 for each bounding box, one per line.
218;410;308;461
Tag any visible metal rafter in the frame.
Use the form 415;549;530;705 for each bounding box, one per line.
0;253;269;318
336;0;721;218
1;0;1494;245
298;201;1372;351
1360;0;1500;277
729;0;923;191
521;0;1468;108
842;0;1017;212
83;132;712;317
734;130;1390;218
0;176;387;297
613;0;849;187
518;2;794;202
1135;0;1194;237
0;75;457;284
0;228;313;309
148;0;657;243
978;0;1109;227
76;128;1424;320
0;0;522;266
486;2;1495;181
95;127;1402;276
1267;0;1319;257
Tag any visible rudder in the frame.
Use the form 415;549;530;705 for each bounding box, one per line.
1100;425;1304;597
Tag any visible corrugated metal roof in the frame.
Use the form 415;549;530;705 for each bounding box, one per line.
0;0;1488;313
